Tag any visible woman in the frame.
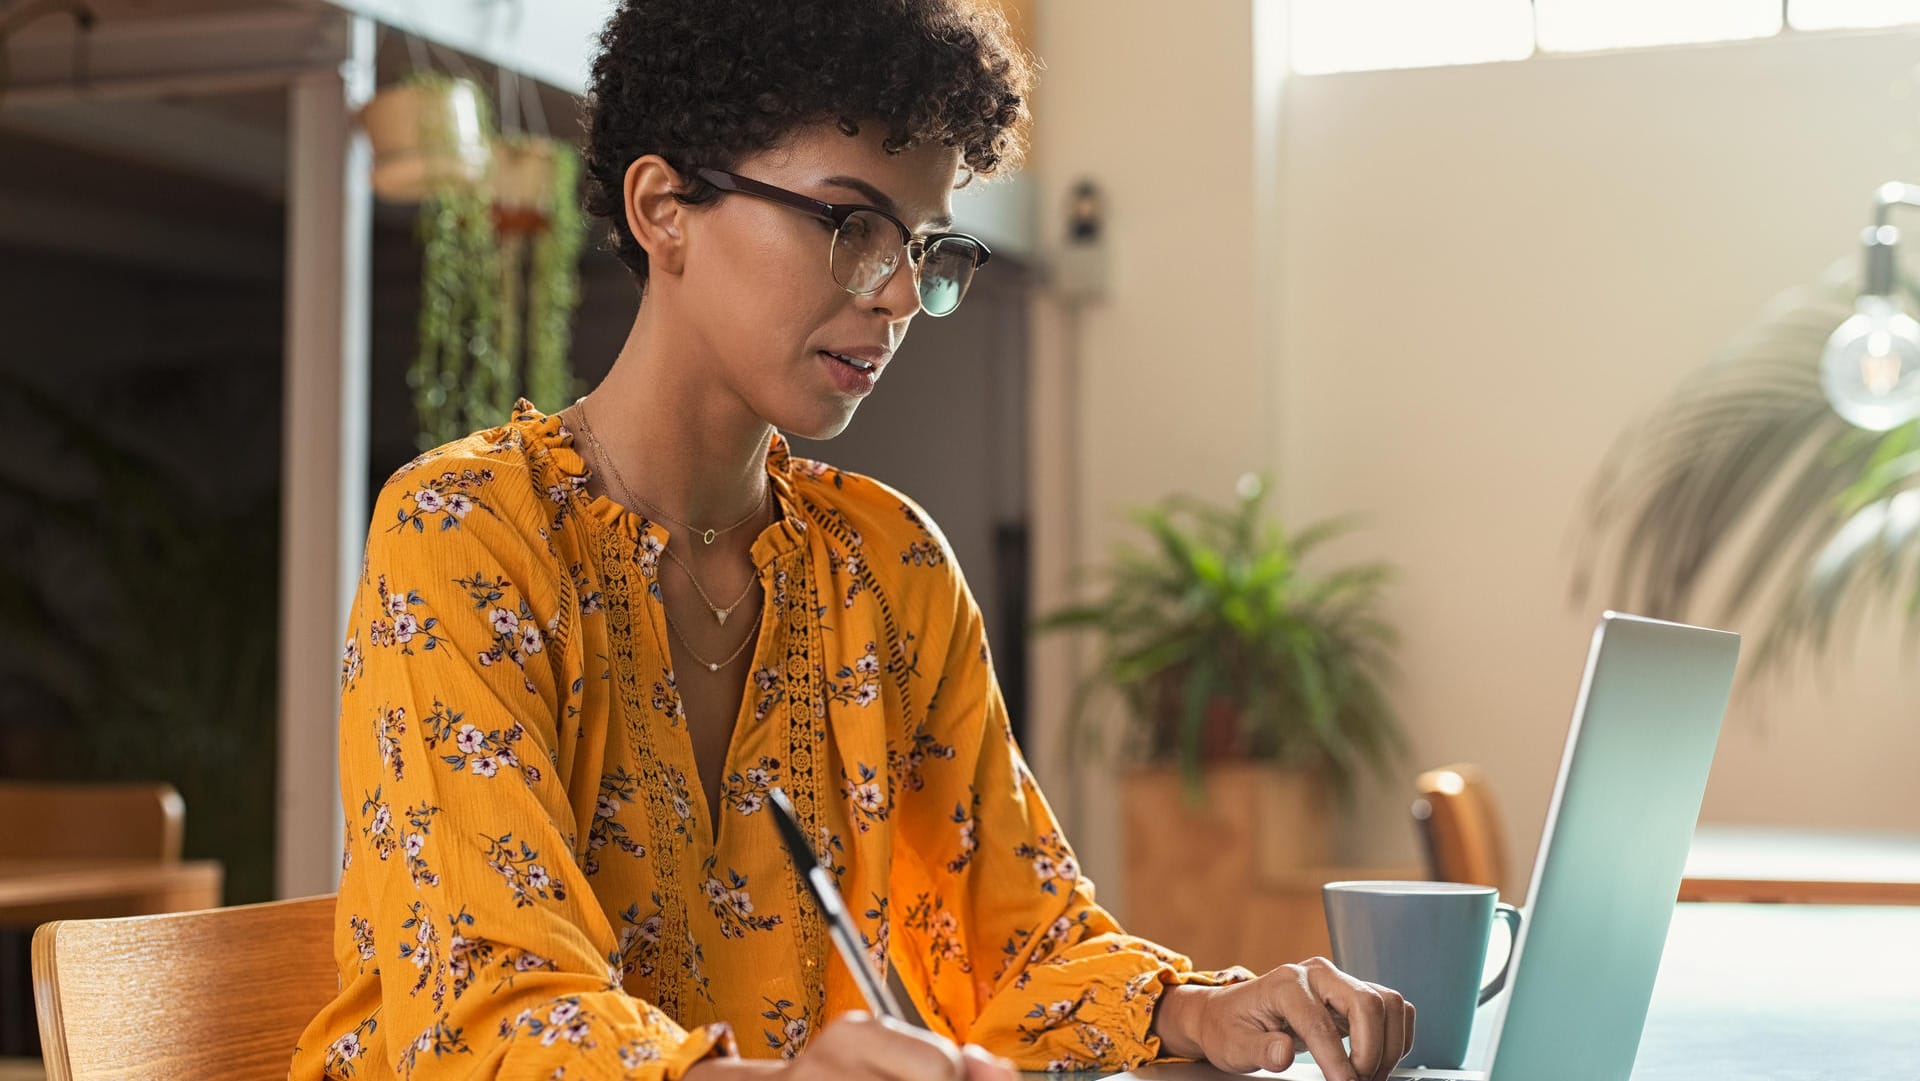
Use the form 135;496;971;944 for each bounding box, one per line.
291;2;1414;1079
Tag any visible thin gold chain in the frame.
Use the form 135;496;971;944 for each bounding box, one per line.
573;398;768;545
572;398;767;623
661;544;759;625
661;604;758;673
570;399;764;670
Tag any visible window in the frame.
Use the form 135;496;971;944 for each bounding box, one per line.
1789;0;1920;29
1287;0;1534;76
1533;0;1781;51
1288;0;1920;76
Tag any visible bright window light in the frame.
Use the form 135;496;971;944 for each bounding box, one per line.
1288;0;1534;75
1535;0;1782;52
1790;0;1920;29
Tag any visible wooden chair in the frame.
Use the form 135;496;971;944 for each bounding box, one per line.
0;782;198;1071
1411;763;1511;899
31;895;338;1081
0;784;184;863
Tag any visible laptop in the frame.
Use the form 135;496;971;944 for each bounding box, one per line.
1098;612;1741;1081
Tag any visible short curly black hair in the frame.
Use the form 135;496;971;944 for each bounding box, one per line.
582;0;1034;292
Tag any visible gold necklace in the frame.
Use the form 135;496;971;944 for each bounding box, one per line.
570;400;764;669
661;544;759;625
573;399;767;623
573;399;768;546
662;605;758;673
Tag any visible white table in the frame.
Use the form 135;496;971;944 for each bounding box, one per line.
1050;903;1920;1079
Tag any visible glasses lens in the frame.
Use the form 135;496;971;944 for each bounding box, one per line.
917;238;980;317
830;210;901;295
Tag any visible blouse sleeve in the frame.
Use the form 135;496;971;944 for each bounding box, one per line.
885;515;1254;1074
335;457;735;1080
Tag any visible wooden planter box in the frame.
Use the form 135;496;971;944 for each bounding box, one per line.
1120;763;1420;970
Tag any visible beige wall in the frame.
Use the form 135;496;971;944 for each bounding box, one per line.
1026;0;1271;909
1029;7;1920;916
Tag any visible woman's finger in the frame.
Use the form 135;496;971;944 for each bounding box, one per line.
960;1043;1017;1081
1274;962;1362;1081
1366;985;1407;1081
1304;958;1390;1081
805;1012;966;1081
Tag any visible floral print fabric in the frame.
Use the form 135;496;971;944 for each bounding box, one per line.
290;402;1249;1081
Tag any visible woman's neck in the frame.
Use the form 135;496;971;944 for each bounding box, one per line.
577;307;775;541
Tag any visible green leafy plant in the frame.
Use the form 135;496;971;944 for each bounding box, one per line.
1574;265;1920;679
1039;475;1404;797
503;134;586;414
526;139;586;411
400;80;585;447
407;73;509;449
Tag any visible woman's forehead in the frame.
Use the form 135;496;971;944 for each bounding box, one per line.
747;122;962;224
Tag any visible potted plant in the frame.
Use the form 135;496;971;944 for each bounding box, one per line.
1040;474;1403;954
410;135;507;450
366;70;586;448
492;133;587;415
362;73;492;204
1575;265;1920;678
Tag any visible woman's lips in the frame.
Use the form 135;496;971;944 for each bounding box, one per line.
820;350;879;397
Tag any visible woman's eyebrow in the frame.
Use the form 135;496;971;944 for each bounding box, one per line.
820;174;955;230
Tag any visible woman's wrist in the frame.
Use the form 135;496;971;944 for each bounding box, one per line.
1149;983;1214;1060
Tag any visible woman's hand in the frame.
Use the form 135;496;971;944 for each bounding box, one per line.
1151;958;1415;1081
683;1011;1018;1081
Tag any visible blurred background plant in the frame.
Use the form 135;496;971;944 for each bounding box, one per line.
1040;473;1404;798
1575;263;1920;681
0;370;278;904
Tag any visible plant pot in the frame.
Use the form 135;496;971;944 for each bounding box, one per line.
491;136;558;235
361;79;491;203
1120;762;1334;968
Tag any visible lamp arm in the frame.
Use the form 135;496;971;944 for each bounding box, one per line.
1852;183;1920;297
1873;182;1920;229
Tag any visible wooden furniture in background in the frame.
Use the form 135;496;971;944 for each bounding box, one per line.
1678;825;1920;905
0;783;220;1067
0;784;184;863
0;863;223;926
0;782;218;927
32;895;338;1081
1120;764;1426;970
1409;767;1920;907
1410;762;1511;898
1238;863;1428;970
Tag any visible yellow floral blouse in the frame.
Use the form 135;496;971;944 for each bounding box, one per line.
290;402;1249;1081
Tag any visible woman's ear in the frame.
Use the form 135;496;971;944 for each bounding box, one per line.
624;155;688;275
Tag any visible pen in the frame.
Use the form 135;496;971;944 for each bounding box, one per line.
767;785;908;1021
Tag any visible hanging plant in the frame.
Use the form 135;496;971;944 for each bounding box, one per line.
491;132;586;415
412;174;509;449
362;72;491;203
400;74;507;449
524;140;585;412
367;69;586;448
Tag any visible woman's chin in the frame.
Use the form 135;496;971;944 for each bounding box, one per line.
773;402;860;442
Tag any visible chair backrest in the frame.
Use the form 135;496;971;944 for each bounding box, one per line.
32;895;339;1081
1411;763;1511;898
0;783;184;862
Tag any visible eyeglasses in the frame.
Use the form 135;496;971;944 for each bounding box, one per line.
693;167;991;318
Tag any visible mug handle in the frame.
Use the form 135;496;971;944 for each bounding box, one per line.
1477;902;1523;1006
